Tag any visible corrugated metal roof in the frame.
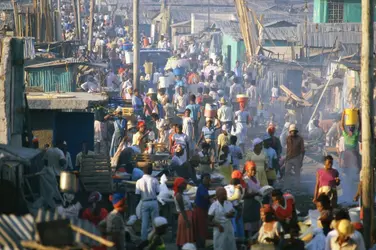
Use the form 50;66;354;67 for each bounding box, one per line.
297;23;376;48
264;26;298;41
191;13;237;34
215;20;243;41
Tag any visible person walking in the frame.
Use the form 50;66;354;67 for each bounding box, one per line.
284;124;305;192
135;165;160;241
217;97;233;130
174;177;195;249
208;187;237;250
194;173;211;249
186;94;201;142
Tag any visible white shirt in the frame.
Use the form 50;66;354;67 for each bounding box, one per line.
229;84;243;102
208;200;235;224
81;81;99;92
271;87;279;98
325;229;365;250
106;73;119;89
182;117;194;138
135;174;160;201
57;202;82;219
217;105;233;122
44;147;66;176
246;85;258;107
209;91;219;102
175;94;188;113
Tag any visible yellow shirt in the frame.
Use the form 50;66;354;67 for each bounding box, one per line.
218;133;230;147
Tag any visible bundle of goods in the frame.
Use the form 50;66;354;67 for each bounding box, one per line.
204;103;218;118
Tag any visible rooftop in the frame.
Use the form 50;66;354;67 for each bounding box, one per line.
297;23;376;48
27;92;109;110
215;20;243;41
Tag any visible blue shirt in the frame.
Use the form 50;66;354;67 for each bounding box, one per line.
132;95;144;113
195;184;210;210
132;168;144;181
186;103;200;121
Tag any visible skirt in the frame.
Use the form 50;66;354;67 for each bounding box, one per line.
176;210;195;246
256;166;269;187
243;197;260;231
193;207;209;242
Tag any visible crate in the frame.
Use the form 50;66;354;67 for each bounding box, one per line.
80;154;113;193
122;107;134;116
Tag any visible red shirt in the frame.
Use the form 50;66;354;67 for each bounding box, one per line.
82;208;108;225
272;194;295;221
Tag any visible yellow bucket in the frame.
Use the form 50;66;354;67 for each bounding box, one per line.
144;62;153;74
344;108;359;126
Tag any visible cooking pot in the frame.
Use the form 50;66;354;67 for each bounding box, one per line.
60;171;79;193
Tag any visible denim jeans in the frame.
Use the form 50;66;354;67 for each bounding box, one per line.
141;200;159;240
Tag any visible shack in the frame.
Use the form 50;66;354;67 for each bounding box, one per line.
26;92;108;165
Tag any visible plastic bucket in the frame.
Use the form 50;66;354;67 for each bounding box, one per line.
344;108;359;126
125;51;133;64
144;62;153;74
204;103;217;118
158;77;171;89
173;67;185;76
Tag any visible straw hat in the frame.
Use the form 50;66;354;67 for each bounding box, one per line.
289;124;298;132
337;219;355;237
115;106;122;114
219;97;227;104
127;120;137;130
146;88;157;96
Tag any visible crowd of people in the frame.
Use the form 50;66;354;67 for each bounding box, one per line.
30;4;370;249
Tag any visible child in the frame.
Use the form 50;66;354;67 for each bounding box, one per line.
208;187;237;250
198;142;214;173
217;124;230;157
146;217;168;250
219;145;232;184
229;136;243;170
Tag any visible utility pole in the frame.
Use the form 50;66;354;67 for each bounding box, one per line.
304;0;308;59
87;0;95;51
132;0;140;90
361;0;374;245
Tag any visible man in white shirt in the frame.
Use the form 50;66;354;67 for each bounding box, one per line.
75;141;95;171
157;35;167;49
135;165;160;241
217;98;233;129
246;80;258;117
80;75;99;93
106;70;120;90
229;78;243;104
44;141;67;183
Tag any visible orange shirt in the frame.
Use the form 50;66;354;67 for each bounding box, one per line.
272;194;295;220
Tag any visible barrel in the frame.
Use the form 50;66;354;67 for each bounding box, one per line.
173;67;185;76
125;51;133;64
344;108;359;125
158;77;172;89
144;62;153;74
204;103;218;118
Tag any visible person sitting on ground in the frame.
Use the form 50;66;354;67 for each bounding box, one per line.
278;223;305;250
308;119;325;141
198;142;214;173
271;189;297;232
325;209;365;250
329;219;360;249
145;217;168;250
257;204;284;246
82;191;108;226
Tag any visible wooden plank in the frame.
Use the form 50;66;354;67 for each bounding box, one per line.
80;172;112;177
279;85;312;107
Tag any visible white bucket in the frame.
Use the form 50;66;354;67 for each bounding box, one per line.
349;207;361;223
159;77;172;89
125;51;133;64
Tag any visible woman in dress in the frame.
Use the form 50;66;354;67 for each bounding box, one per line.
245;138;268;187
225;170;245;238
232;102;250;153
82;191;108;225
313;155;340;208
174;177;195;249
243;161;261;237
194;173;211;248
257;205;284;245
109;108;127;157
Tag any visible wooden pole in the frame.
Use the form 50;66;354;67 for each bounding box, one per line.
87;0;95;51
72;0;78;40
361;0;374;245
11;0;19;36
76;0;82;41
133;0;140;90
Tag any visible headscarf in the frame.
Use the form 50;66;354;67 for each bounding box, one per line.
173;177;186;196
153;216;168;228
267;125;276;135
252;137;263;150
137;120;146;129
109;193;126;209
88;191;102;203
231;170;246;188
244;161;256;172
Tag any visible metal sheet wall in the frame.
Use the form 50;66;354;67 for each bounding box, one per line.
27;66;76;92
